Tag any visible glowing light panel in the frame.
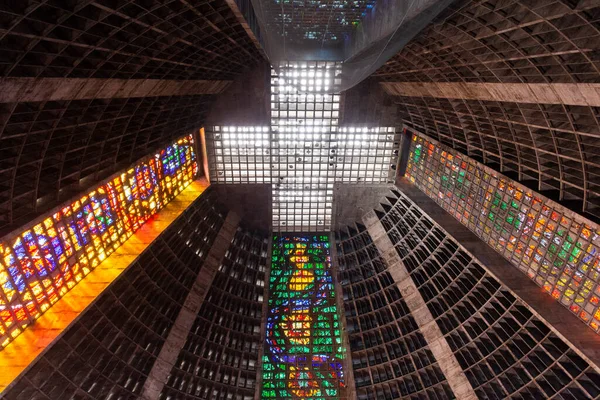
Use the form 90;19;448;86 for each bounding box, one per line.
205;61;400;232
0;135;198;349
262;235;346;398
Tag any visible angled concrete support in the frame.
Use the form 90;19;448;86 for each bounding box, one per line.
254;231;272;400
141;211;241;400
329;235;357;399
362;211;478;400
396;179;600;370
381;81;600;107
0;77;231;103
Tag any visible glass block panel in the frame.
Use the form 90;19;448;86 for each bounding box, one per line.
262;234;347;398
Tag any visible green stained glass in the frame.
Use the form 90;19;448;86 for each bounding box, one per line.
515;220;522;230
506;213;515;224
262;235;346;399
407;135;600;333
493;194;501;206
413;145;422;163
558;249;568;260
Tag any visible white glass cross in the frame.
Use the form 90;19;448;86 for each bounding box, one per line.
205;61;399;231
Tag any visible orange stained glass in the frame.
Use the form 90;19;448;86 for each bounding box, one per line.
0;134;198;350
0;178;209;394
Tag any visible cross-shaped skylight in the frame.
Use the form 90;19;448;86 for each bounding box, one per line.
205;61;399;231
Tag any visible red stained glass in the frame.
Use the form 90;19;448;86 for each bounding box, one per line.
0;135;197;349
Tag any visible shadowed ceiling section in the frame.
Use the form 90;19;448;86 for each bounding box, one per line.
0;0;264;235
373;0;600;220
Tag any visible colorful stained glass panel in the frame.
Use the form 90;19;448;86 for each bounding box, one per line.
262;234;346;398
406;133;600;333
0;135;198;349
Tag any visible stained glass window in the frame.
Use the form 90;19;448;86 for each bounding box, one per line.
406;133;600;333
0;134;198;348
262;234;346;398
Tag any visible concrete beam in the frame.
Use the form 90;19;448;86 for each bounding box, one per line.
329;235;357;398
362;211;478;400
140;211;241;400
222;0;265;58
381;81;600;107
332;183;394;231
0;77;231;103
254;230;272;399
395;178;600;369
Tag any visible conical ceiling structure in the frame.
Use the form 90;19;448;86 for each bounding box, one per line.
1;1;600;400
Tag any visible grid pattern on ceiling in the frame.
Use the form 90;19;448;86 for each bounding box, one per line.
272;61;340;232
205;126;272;184
335;226;453;398
373;0;600;220
379;190;600;400
161;228;267;400
406;133;600;334
0;0;261;79
0;95;215;237
259;0;376;43
0;0;264;236
205;61;400;232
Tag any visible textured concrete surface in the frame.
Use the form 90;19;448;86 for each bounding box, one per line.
140;210;241;400
213;184;272;232
254;233;272;399
332;183;395;230
329;236;357;399
396;178;600;370
222;0;265;58
206;63;271;126
0;78;231;103
382;81;600;107
363;211;478;400
340;78;403;126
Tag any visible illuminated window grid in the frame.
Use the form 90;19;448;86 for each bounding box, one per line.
205;61;399;231
272;183;333;233
270;61;342;131
405;133;600;333
270;62;341;232
0;135;198;349
334;127;399;183
262;234;346;399
205;126;271;184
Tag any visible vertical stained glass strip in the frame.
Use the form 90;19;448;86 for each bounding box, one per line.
262;234;345;398
0;134;198;349
405;132;600;333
